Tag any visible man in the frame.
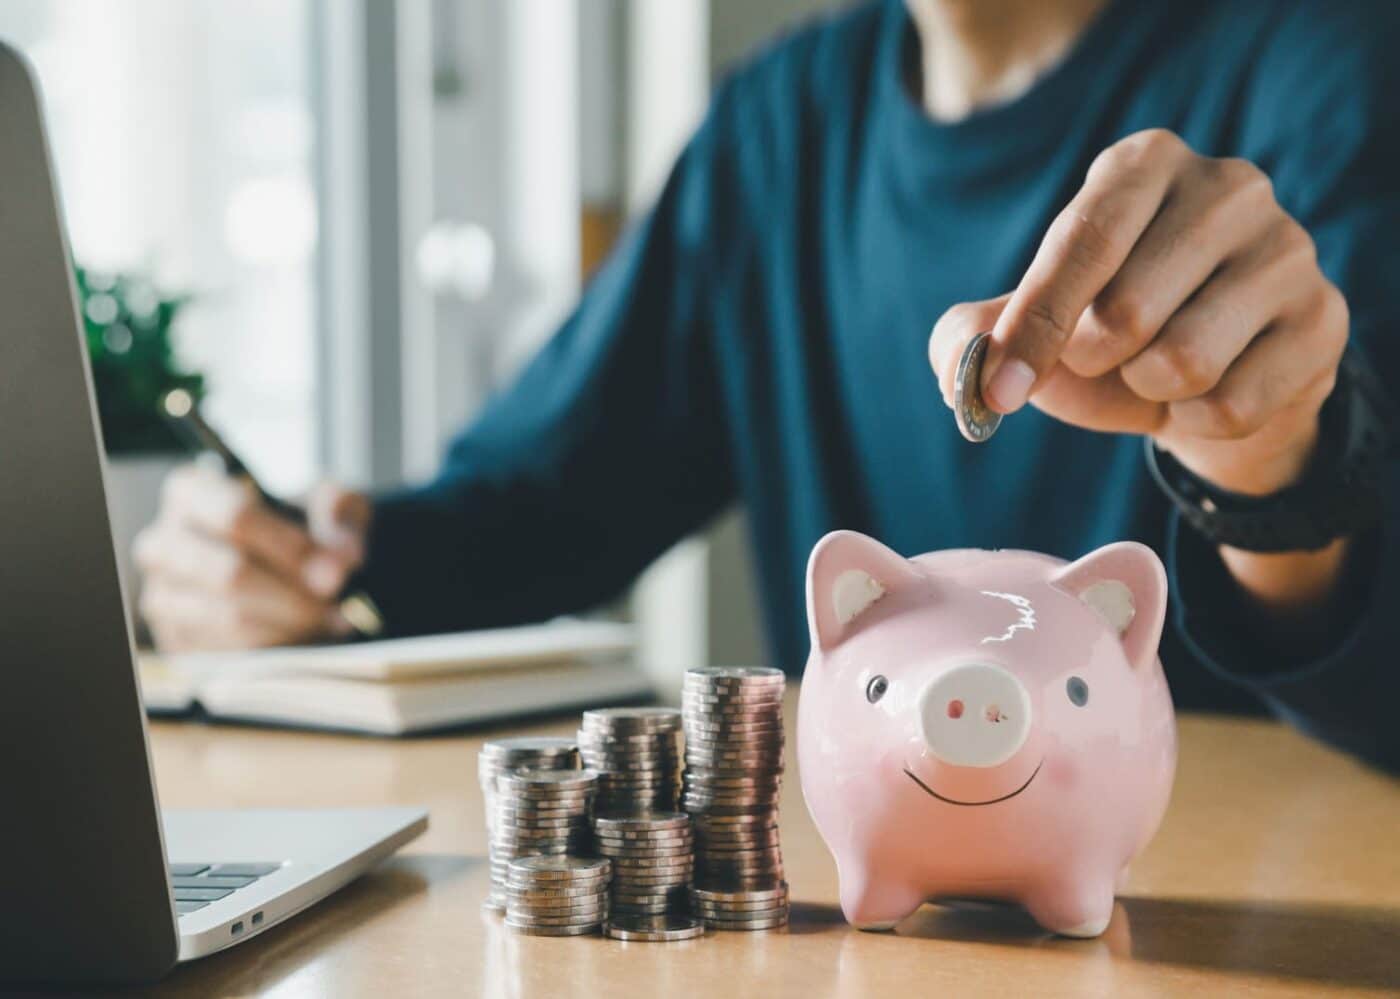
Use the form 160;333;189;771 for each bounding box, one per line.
136;0;1399;771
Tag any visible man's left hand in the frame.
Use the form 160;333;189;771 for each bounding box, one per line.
929;128;1349;498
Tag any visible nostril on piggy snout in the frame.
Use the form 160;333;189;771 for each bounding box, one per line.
918;663;1032;768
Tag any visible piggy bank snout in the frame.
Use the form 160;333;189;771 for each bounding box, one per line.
916;662;1032;768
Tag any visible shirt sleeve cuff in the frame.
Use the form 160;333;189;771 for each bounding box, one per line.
1166;509;1379;689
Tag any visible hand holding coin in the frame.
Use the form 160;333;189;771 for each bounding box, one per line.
928;128;1347;498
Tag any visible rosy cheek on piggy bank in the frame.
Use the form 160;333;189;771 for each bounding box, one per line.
796;531;1177;938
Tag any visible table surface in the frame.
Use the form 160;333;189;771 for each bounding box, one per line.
145;690;1400;999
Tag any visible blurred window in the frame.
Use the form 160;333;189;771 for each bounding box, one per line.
0;0;317;494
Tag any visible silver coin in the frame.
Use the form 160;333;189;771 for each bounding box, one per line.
616;867;697;884
613;889;688;901
507;856;611;880
604;913;705;941
594;811;690;832
508;884;612;900
506;914;607;929
497;825;594;837
682;774;782;788
498;768;600;789
692;844;781;859
595;837;693;851
690;813;779;828
693;877;786;894
592;825;692;840
582;707;682;731
689;882;789;903
953;330;1002;443
703;914;789;931
505;875;610;893
583;758;679;773
491;844;579;858
595;841;692;854
690;897;789;913
683;789;784;805
503;920;601;936
685;666;785;684
480;736;580;757
609;900;676;915
505;898;609;914
682;686;784;703
681;725;785;739
597;847;694;862
607;853;694;869
611;892;689;908
496;811;593;825
681;703;784;719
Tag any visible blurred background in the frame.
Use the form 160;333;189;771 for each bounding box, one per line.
0;0;841;685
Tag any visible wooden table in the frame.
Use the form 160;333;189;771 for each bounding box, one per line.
146;691;1400;998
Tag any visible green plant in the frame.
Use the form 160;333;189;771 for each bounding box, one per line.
77;267;204;455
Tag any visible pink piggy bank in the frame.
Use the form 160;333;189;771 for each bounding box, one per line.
797;530;1176;937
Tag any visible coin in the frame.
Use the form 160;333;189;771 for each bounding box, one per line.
689;883;789;904
504;912;602;929
594;811;690;833
604;913;705;941
497;768;600;791
690;898;788;914
504;892;608;908
684;666;785;684
507;856;612;881
703;913;789;931
582;707;682;732
953;330;1002;443
507;884;611;900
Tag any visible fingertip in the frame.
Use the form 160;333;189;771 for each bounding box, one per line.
983;357;1037;414
303;553;349;598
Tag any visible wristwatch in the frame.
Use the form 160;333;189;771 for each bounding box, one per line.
1145;352;1394;553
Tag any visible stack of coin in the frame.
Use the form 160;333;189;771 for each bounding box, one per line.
688;883;790;931
594;811;694;921
504;855;612;936
680;666;790;930
489;768;599;914
577;707;683;812
478;737;582;911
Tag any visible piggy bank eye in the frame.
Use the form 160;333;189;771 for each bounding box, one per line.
1066;676;1089;707
865;675;889;704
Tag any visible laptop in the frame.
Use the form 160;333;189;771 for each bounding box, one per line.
0;42;427;986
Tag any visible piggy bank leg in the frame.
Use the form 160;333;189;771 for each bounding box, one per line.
839;867;926;932
1023;877;1115;938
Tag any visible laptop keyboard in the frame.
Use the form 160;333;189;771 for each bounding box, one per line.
169;863;282;915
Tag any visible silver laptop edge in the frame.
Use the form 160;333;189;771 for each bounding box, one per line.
0;40;425;987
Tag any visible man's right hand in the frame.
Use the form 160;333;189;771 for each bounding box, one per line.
133;464;371;651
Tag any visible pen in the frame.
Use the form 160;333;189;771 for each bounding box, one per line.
159;388;385;638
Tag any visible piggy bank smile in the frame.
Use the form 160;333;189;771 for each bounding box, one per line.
797;530;1178;937
902;760;1043;807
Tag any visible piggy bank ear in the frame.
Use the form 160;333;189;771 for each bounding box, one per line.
1050;542;1167;670
806;531;923;652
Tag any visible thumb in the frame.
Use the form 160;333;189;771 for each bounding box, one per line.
928;293;1013;407
306;482;370;565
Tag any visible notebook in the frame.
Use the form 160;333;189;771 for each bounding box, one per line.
136;618;653;736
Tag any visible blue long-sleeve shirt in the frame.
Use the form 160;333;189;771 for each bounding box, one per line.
361;0;1400;772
